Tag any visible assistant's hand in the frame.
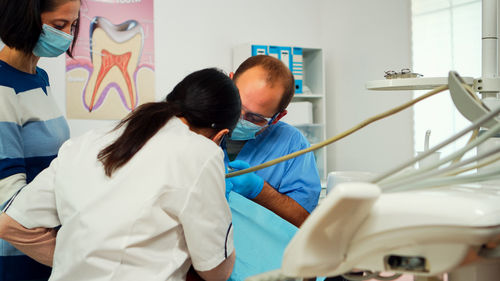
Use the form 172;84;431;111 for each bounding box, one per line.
227;160;264;199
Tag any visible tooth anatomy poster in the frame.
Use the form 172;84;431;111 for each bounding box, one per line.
66;0;155;120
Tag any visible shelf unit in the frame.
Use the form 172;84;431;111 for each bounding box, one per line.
233;44;327;181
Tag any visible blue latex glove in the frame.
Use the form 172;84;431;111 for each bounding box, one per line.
227;160;264;199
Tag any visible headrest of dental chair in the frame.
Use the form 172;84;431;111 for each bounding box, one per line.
281;182;381;278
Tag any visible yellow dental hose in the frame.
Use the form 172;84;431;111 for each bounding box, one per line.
226;85;449;178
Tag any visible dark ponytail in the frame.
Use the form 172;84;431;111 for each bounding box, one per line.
97;102;180;177
98;68;241;177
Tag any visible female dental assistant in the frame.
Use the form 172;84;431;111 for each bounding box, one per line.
0;68;240;281
0;0;80;280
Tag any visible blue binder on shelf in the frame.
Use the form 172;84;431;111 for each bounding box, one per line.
251;45;268;56
292;47;304;94
279;46;292;69
268;45;280;59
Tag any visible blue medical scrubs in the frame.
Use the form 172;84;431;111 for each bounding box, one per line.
226;121;321;213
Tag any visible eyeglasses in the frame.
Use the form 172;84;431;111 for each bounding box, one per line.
241;106;279;127
384;68;423;79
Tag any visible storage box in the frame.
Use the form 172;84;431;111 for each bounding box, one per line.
281;101;313;125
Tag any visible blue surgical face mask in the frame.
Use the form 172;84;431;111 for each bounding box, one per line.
33;24;74;57
230;118;265;141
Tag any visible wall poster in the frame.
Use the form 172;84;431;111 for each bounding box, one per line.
66;0;155;119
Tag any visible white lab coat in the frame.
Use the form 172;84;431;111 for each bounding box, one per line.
5;117;233;281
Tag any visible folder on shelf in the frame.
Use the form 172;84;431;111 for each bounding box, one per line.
279;46;292;69
251;45;268;56
268;45;280;59
280;101;313;125
292;47;304;94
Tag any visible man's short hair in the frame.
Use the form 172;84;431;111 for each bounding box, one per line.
233;55;295;113
0;0;80;57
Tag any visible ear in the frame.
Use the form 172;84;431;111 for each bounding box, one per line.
212;128;229;145
271;110;287;125
229;72;234;80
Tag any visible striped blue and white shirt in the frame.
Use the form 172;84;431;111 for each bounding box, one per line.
0;59;69;280
0;60;69;204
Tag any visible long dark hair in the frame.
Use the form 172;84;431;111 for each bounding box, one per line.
98;68;241;177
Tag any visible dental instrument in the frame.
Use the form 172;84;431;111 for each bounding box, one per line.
379;118;500;189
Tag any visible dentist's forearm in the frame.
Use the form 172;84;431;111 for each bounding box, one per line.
253;182;309;227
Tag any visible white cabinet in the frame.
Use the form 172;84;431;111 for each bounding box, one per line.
232;44;327;181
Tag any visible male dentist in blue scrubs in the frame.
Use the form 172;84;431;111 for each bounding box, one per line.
226;55;321;227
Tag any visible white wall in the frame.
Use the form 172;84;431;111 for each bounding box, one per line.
39;0;413;174
320;0;414;173
154;0;322;89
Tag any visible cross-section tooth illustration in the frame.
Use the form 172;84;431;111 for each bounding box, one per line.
85;16;144;112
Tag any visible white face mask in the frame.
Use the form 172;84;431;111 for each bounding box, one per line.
230;118;265;140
